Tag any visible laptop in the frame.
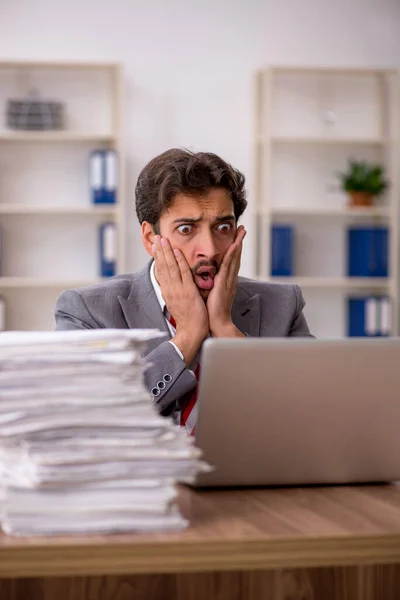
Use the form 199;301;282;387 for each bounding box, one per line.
193;337;400;488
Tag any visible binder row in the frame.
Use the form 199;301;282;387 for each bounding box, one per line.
90;149;118;277
90;150;118;204
99;222;117;277
271;225;389;278
271;225;293;276
271;224;392;337
348;297;391;337
347;227;388;277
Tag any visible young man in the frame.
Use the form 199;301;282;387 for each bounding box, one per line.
55;149;312;428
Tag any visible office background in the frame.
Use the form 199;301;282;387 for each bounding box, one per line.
0;0;400;333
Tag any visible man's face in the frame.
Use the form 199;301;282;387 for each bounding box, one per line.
157;188;236;299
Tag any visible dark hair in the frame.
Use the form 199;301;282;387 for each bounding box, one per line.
135;148;247;233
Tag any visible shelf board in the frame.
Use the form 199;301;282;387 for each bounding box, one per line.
260;277;391;289
269;66;396;76
270;206;390;218
0;278;109;289
0;60;120;70
269;135;387;145
0;131;116;143
0;204;119;216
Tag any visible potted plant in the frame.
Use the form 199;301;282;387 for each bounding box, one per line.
337;159;389;207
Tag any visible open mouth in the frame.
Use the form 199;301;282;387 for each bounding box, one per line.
194;266;216;291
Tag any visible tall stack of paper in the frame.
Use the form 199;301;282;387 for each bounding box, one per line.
0;329;209;536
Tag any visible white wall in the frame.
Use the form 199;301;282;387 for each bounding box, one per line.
1;0;400;277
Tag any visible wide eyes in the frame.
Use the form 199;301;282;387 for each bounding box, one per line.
176;223;233;235
217;223;232;234
177;224;194;235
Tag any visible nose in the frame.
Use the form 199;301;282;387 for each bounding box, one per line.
196;230;219;261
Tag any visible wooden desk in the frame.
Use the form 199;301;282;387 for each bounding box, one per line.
2;484;400;599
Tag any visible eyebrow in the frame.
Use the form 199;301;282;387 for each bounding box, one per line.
172;215;235;225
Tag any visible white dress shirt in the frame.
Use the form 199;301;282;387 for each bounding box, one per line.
149;260;185;360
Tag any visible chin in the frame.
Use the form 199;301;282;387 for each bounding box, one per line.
199;289;210;301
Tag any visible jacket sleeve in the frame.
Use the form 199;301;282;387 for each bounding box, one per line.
289;285;315;338
143;342;197;417
55;289;101;330
55;289;195;417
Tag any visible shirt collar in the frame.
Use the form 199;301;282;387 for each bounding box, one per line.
150;260;166;313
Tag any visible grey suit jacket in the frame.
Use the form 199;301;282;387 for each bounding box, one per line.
55;261;313;416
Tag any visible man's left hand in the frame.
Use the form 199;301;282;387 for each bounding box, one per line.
207;225;247;338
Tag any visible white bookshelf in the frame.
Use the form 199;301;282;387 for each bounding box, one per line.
0;132;115;142
253;66;399;338
0;204;119;215
262;276;392;289
0;60;125;331
270;206;390;218
269;136;387;145
0;277;107;288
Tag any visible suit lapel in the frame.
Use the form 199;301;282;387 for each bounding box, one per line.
118;261;170;353
232;284;261;337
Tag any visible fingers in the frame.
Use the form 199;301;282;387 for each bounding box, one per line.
152;235;168;278
160;237;182;282
234;225;247;246
227;225;247;258
173;248;194;284
220;226;247;272
231;226;246;265
152;235;181;283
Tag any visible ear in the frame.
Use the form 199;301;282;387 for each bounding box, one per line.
141;221;156;257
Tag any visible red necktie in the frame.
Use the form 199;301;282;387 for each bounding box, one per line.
166;313;199;436
180;362;200;435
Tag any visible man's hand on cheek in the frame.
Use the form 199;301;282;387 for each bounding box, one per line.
207;225;247;338
152;236;209;364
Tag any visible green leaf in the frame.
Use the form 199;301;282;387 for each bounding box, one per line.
336;159;389;196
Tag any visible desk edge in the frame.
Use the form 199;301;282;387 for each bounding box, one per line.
1;534;400;578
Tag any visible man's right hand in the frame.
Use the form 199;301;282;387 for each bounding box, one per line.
152;235;208;365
